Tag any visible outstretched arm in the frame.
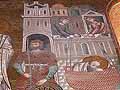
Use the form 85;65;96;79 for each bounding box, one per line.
36;53;58;85
46;64;58;80
13;62;24;75
13;62;30;78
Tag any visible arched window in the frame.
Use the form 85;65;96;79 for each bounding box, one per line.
27;10;30;14
37;21;39;26
53;11;55;15
57;11;60;14
82;43;90;54
76;22;79;28
44;10;46;14
64;44;68;54
63;10;65;14
27;21;30;26
44;21;47;27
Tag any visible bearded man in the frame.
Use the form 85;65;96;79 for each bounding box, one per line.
14;38;62;90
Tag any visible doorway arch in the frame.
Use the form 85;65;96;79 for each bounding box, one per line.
26;34;51;51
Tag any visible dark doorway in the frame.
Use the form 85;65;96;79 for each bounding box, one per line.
26;34;51;51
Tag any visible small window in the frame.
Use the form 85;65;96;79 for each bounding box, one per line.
27;21;30;26
44;10;47;14
45;21;47;27
82;43;89;54
64;44;68;54
57;11;60;14
76;22;79;28
27;10;30;14
37;21;39;26
63;10;65;14
53;11;55;15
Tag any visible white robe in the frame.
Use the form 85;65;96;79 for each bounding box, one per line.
0;34;14;90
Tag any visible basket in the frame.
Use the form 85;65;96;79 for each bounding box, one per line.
65;67;120;90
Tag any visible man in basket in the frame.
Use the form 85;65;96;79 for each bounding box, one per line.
66;56;120;90
82;56;109;72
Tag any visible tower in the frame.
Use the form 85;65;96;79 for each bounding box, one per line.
22;1;52;52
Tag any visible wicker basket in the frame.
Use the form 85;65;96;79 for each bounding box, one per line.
65;67;120;90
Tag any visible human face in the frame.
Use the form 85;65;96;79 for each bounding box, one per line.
31;42;40;48
30;40;43;50
90;61;100;68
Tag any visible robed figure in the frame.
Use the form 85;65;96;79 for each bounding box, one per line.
0;34;14;90
14;38;63;90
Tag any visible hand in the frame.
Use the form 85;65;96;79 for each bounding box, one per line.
24;73;31;78
36;79;47;86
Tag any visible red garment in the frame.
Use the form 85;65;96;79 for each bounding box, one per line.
16;51;57;90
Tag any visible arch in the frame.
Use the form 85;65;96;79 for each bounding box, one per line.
22;33;53;52
26;34;51;51
23;32;52;43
